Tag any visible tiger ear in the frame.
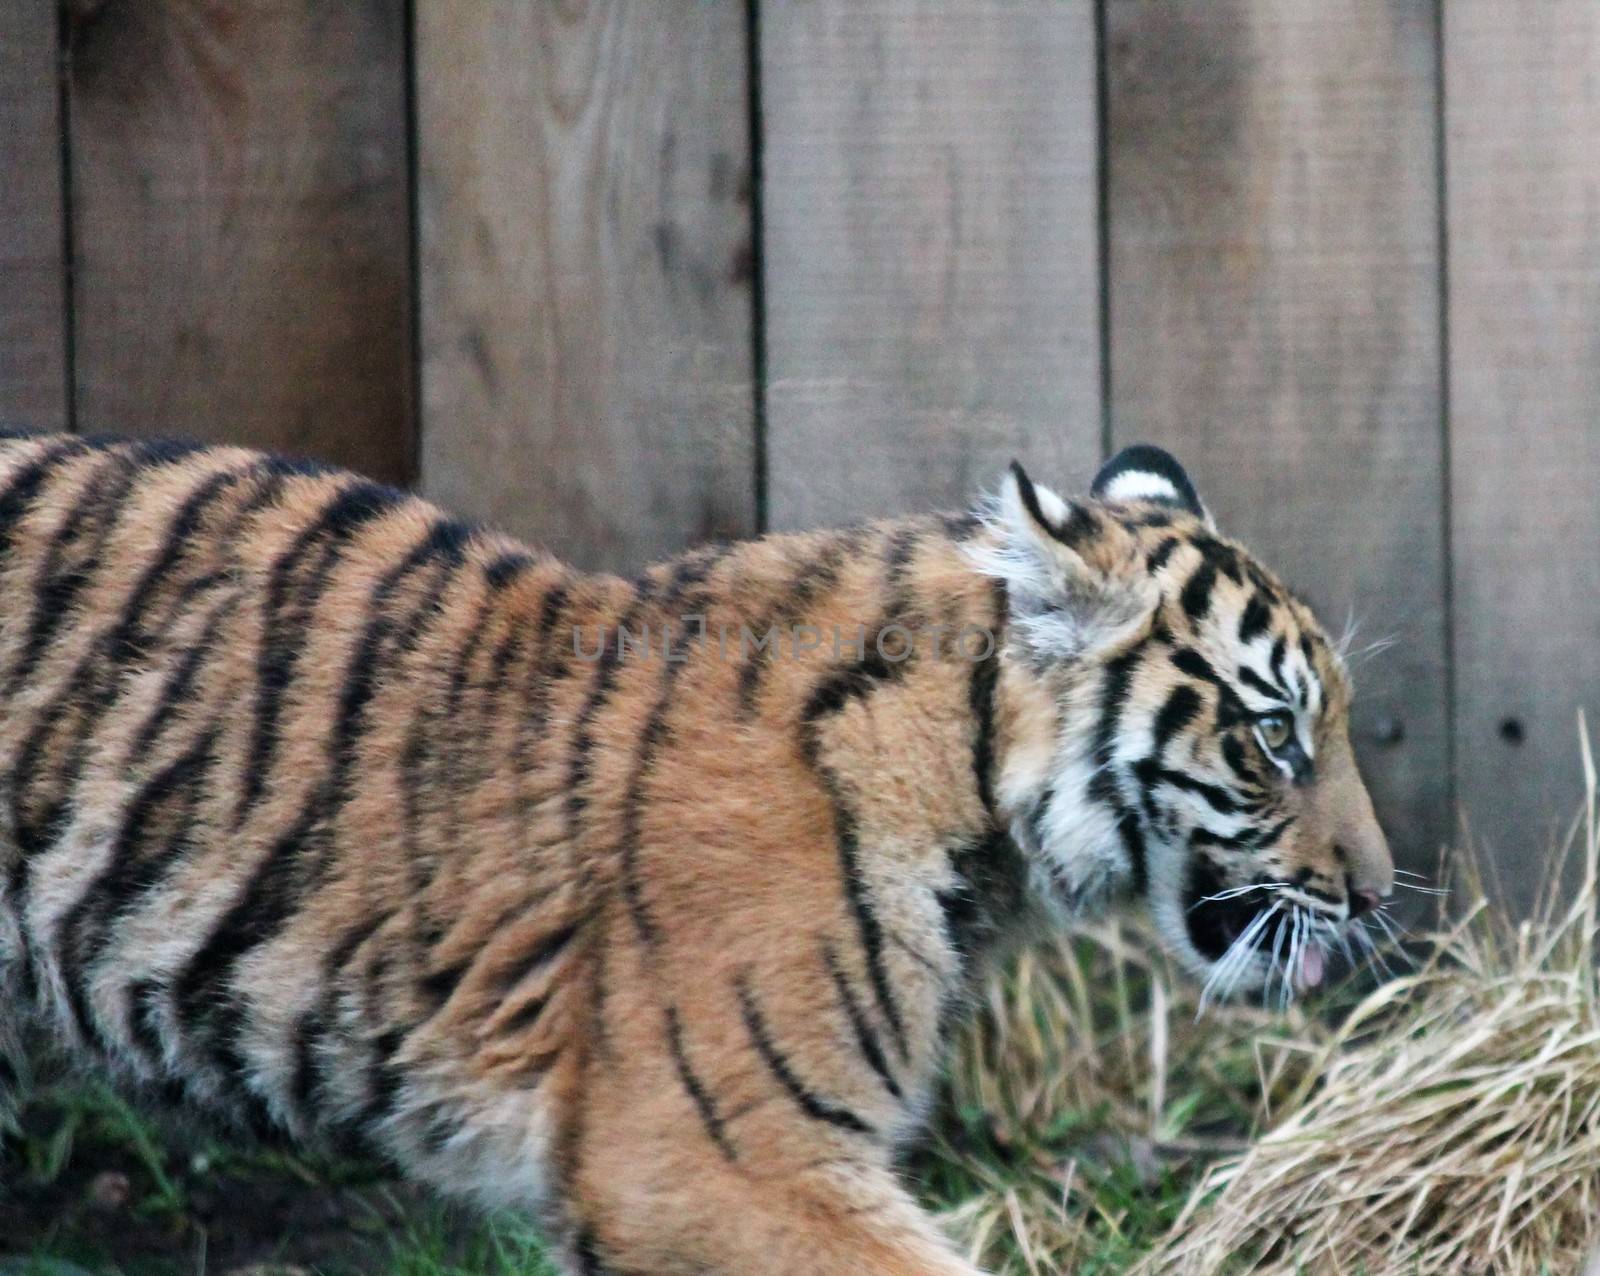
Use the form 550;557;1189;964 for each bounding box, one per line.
972;462;1159;661
1091;444;1212;527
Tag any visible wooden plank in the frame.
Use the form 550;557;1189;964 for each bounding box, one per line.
416;0;757;573
65;1;413;483
759;1;1102;529
0;0;68;429
1105;0;1448;880
1446;2;1600;911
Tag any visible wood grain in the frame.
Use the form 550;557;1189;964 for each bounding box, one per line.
0;0;68;429
1105;0;1448;878
64;0;413;482
1445;1;1600;910
416;0;757;573
758;0;1102;528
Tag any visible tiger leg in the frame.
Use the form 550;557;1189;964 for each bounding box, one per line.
567;1158;984;1276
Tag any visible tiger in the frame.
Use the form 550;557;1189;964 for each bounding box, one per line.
0;430;1392;1275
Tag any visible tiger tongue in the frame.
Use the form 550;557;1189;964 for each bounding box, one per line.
1296;940;1326;992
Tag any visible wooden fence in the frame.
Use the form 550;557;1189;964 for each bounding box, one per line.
2;0;1597;907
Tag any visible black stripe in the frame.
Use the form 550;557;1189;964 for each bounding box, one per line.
1054;503;1101;552
940;511;983;539
1092;648;1140;769
1088;770;1150;895
968;642;1002;820
1027;786;1054;854
574;1230;609;1276
509;580;571;825
1146;536;1182;573
1255;815;1295;850
1170;647;1250;729
821;942;902;1101
735;973;874;1137
799;737;908;1055
289;909;391;1115
665;1005;737;1162
1191;534;1243;584
234;482;407;830
1220;734;1260;784
2;439;196;697
3;447;136;697
484;550;536;590
104;468;246;664
736;534;857;716
428;583;505;909
0;439;88;564
486;918;580;1002
799;651;899;750
495;993;549;1037
564;576;661;841
1270;635;1289;685
1133;759;1244;816
1191;814;1294;853
126;587;244;762
1151;685;1202;753
1238;665;1289;704
1298;633;1318;706
1238;593;1273;645
1178;558;1218;623
1125;508;1175;529
126;980;165;1065
1087;646;1149;892
359;1027;408;1130
417;957;471;1009
940;829;1030;957
881;525;922;622
397;564;520;945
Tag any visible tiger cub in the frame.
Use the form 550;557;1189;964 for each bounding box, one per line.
0;432;1391;1275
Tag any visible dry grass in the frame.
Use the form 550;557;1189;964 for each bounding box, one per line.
927;724;1600;1275
919;920;1339;1272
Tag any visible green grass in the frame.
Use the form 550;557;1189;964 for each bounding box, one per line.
1;1082;558;1275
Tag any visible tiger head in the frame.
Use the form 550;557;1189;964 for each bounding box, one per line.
976;445;1393;1002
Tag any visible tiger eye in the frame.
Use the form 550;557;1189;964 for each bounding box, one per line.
1258;713;1294;751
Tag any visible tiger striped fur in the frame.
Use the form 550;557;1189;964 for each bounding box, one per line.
0;432;1391;1275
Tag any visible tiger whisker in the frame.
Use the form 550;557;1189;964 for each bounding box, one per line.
1352;919;1398;981
1226;905;1279;1000
1343;636;1399;670
1334;920;1359;972
1196;902;1279;1019
1281;908;1305;1012
1187;881;1282;913
1267;906;1291;1008
1367;906;1417;967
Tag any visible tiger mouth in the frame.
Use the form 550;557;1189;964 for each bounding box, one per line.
1185;882;1336;994
1187;887;1278;962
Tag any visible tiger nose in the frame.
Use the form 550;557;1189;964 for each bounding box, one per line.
1347;886;1382;918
